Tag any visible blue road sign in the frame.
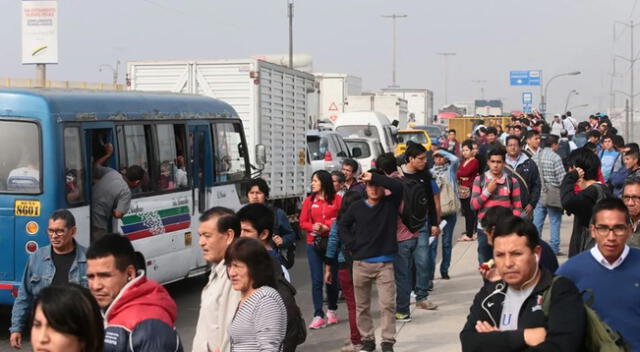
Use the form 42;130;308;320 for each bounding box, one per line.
510;70;541;86
523;105;532;113
522;92;533;105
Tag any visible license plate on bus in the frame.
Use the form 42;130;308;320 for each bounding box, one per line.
15;200;41;217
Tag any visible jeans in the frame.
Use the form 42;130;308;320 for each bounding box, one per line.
414;225;431;302
477;228;493;265
338;268;362;345
438;214;457;276
533;204;563;253
459;198;477;237
394;238;418;315
306;244;339;318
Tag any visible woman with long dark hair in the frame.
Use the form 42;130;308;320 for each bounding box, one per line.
457;139;480;241
325;190;363;351
30;284;103;352
299;170;342;329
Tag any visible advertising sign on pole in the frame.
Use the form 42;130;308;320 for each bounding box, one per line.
22;0;58;64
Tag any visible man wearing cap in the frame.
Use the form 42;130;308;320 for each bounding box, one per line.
10;209;88;349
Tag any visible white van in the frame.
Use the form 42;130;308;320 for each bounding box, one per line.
333;111;398;153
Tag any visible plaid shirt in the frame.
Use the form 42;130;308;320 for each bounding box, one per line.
534;147;565;187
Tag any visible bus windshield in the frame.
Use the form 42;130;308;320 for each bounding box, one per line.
0;121;41;193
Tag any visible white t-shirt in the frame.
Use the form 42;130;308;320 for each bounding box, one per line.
499;285;535;331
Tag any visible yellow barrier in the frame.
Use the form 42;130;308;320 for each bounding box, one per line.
448;116;511;140
0;77;125;91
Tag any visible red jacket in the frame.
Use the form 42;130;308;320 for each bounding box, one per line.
457;158;480;188
299;193;342;244
104;274;182;352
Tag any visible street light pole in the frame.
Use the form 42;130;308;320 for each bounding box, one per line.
564;89;579;112
288;0;294;69
615;19;639;141
98;60;120;85
382;14;407;87
541;71;581;118
436;52;456;106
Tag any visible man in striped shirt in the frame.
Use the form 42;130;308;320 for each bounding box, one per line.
471;146;523;265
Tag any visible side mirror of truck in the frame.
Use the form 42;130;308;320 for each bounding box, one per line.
256;144;267;167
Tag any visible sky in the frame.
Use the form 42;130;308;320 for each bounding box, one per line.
1;0;640;118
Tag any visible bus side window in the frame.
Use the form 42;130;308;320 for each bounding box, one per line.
63;127;85;205
212;122;246;183
120;125;150;194
156;124;189;191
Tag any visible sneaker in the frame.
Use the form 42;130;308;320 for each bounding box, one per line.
416;299;438;310
327;310;339;325
359;340;376;352
441;273;450;280
395;312;412;322
308;316;327;329
381;342;394;352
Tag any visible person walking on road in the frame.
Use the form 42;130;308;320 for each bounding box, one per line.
86;234;183;351
561;148;611;257
471;147;523;265
192;207;241;352
557;198;640;351
339;170;404;352
460;215;586;351
622;177;640;248
457;140;480;241
505;135;541;220
532;135;566;255
10;209;88;350
299;170;342;329
325;190;364;352
225;237;287;352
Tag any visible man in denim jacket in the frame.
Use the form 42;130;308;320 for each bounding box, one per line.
9;209;87;349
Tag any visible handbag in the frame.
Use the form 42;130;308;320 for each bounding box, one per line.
312;234;328;253
458;183;471;199
543;185;562;208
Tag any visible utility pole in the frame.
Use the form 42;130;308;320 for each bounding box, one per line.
615;20;640;141
288;0;294;68
436;52;456;106
35;64;46;87
382;14;407;87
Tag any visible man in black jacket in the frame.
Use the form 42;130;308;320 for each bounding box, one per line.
505;135;541;219
339;170;403;352
460;216;585;352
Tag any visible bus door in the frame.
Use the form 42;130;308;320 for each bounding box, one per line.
189;124;213;215
74;125;115;245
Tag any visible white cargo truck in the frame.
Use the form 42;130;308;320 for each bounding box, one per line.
313;73;362;124
381;88;434;125
127;59;315;213
345;94;408;129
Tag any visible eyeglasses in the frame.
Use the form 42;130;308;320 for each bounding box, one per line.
623;195;640;203
593;224;629;237
47;228;67;236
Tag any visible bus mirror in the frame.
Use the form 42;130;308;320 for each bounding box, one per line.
256;144;267;166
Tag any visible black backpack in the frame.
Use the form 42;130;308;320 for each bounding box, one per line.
272;261;306;352
399;174;429;233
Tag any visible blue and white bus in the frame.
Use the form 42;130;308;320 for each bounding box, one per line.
0;89;253;304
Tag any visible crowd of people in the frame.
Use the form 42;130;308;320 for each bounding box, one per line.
6;111;640;352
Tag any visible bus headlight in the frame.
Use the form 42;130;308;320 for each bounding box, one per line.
26;221;39;235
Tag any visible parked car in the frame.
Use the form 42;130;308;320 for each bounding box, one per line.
306;130;351;174
344;137;385;172
412;125;445;144
394;129;432;156
333;111;398;153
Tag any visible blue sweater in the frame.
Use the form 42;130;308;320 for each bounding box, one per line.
556;248;640;351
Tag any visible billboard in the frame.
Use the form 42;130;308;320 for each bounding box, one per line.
22;0;58;64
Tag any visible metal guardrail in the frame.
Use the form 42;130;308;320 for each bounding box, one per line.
0;78;126;91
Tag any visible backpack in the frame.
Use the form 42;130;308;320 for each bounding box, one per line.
398;174;429;233
578;183;610;252
542;276;629;352
272;261;306;351
435;175;459;217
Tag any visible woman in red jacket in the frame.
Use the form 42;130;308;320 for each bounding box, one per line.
456;140;480;241
300;170;342;330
